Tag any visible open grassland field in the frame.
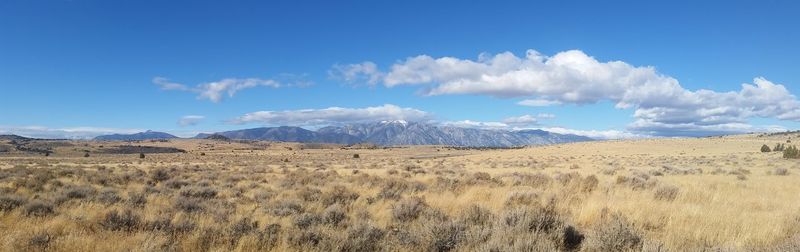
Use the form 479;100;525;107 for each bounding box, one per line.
1;134;800;251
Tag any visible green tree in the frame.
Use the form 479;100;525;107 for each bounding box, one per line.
784;145;799;159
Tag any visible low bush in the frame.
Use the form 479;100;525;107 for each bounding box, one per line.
179;186;218;199
784;145;800;159
99;209;140;232
653;185;680;201
582;214;642;251
0;194;27;211
23;200;54;217
392;197;427;222
173;197;203;212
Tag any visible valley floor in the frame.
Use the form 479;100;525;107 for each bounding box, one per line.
1;134;799;251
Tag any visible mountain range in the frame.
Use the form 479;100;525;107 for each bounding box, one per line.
92;121;592;146
191;121;592;147
94;130;178;141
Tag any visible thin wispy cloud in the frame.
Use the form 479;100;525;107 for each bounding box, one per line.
0;126;143;139
229;104;432;126
154;76;311;103
333;49;800;136
538;127;648;140
517;99;562;107
178;115;205;127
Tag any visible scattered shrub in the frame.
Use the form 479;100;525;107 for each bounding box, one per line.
293;213;322;229
27;232;51;250
256;224;282;250
341;222;385;252
771;168;789;176
229;217;259;239
267;200;304;216
127;191;147;208
323;204;348;226
96;188;122;204
150;168;171;183
287;229;323;248
761;144;772;152
583;214;642;251
653;185;680;201
784;145;800;159
23;201;54;217
320;185;360;206
581;175;600;193
392;197;427;222
0;194;27;211
615;174;656;190
174;197;203;212
62;185;96;200
179;186;218;199
505;191;539;207
163;179;190;189
422;219;465;252
100;209;140;231
460;205;494;227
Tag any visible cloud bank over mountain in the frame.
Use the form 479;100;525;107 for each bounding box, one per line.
332;49;799;136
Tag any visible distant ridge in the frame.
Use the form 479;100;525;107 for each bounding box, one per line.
0;134;33;141
204;134;231;141
94;130;178;141
194;126;361;145
195;121;592;147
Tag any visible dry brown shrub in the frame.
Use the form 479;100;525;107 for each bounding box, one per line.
392;197;428;222
653;185;680;201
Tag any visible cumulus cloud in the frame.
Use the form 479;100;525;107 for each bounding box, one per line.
329;62;383;86
0;126;143;139
178;115;205;127
154;76;308;103
441;114;556;130
440;120;509;130
153;77;190;91
230;104;432;126
539;127;647;140
517;99;562;107
335;50;800;136
536;113;556;119
502;115;538;126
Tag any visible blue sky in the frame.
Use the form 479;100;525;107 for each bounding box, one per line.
2;0;800;139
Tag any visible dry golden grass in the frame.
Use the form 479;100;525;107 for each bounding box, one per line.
1;134;800;251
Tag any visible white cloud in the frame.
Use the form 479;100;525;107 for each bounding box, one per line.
230;104;433;126
626;121;787;137
441;113;558;130
335;50;800;136
154;76;306;103
518;99;562;107
502;115;538;126
0;126;143;139
329;62;383;86
440;120;509;130
153;77;190;91
536;113;556;119
178;115;205;127
538;127;647;140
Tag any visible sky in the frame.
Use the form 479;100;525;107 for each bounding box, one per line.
2;0;800;139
